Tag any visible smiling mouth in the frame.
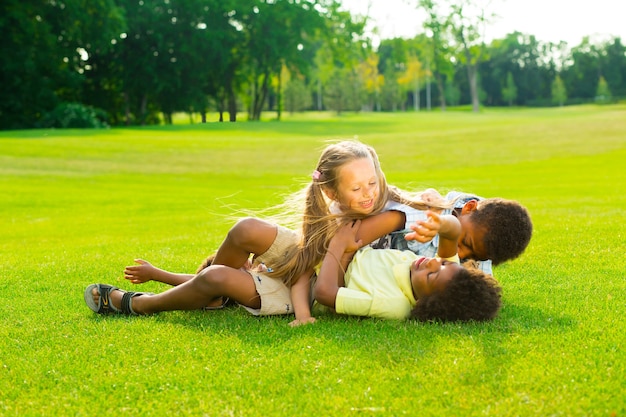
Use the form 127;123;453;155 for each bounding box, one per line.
360;199;373;208
414;256;427;269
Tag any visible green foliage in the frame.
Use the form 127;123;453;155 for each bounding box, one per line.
283;78;313;113
595;76;613;103
323;68;362;114
2;0;626;129
1;107;625;415
501;72;518;106
0;0;124;129
551;75;568;106
37;102;109;128
445;80;461;106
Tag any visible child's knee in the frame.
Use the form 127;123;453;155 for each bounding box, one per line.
196;265;229;288
228;217;275;248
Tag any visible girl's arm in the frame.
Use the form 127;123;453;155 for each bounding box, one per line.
288;270;317;327
314;221;362;308
355;210;406;245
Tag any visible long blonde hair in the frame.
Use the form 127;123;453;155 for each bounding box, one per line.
267;140;450;286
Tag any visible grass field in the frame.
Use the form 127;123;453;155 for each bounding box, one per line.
1;105;625;416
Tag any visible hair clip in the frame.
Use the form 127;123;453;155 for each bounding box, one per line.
312;170;321;180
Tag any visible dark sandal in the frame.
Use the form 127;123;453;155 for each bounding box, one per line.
84;283;151;315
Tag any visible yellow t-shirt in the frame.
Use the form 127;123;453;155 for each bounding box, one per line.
335;247;459;320
335;247;417;319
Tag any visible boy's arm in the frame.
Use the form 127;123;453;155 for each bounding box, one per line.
435;214;461;259
404;211;461;259
313;221;362;309
124;259;194;286
288;270;317;327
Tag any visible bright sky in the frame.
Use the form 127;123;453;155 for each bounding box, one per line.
340;0;626;46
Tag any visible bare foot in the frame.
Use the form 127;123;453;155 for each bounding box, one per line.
91;286;124;311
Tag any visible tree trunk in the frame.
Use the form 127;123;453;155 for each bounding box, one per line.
123;92;131;125
317;80;323;110
227;85;237;122
252;72;270;121
435;73;446;111
140;95;148;125
466;61;480;112
276;70;282;121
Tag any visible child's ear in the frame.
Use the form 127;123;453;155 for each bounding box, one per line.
323;188;337;201
460;199;478;215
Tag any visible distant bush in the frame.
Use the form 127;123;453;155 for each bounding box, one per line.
38;103;109;128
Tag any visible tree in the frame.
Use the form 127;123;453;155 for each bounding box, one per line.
324;67;362;114
397;55;427;111
380;61;403;111
447;0;496;112
595;76;612;103
599;37;626;98
561;37;601;101
357;53;384;111
444;80;461;105
479;32;558;106
0;0;124;129
240;0;336;121
502;72;517;106
283;74;313;114
551;75;567;106
417;0;453;111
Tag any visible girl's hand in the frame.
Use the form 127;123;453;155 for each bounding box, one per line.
331;220;363;254
421;188;443;204
405;211;440;243
289;317;317;327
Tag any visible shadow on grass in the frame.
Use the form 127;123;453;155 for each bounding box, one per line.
0;117;395;140
145;300;576;352
0;128;122;139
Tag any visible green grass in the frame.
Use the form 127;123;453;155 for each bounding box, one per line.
1;105;625;416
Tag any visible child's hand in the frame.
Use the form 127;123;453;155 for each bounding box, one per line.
289;317;317;327
421;188;443;205
124;259;156;284
405;211;441;243
331;220;363;254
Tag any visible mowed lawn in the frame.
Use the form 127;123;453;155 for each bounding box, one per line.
1;106;624;416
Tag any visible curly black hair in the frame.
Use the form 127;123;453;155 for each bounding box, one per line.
471;198;532;265
196;254;216;274
410;261;502;322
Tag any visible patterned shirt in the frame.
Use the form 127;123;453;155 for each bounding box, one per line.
369;191;493;275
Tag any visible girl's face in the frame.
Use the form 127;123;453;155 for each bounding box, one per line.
333;157;380;215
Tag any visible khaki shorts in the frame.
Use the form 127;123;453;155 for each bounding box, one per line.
253;224;299;267
243;225;299;316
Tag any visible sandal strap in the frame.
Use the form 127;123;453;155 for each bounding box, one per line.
120;291;154;315
121;291;140;315
98;284;120;314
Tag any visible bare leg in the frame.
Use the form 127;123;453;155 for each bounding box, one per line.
211;217;278;269
93;265;260;314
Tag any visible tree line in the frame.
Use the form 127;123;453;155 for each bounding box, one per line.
2;0;625;129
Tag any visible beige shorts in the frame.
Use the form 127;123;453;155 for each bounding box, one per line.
243;225;299;316
253;224;299;267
